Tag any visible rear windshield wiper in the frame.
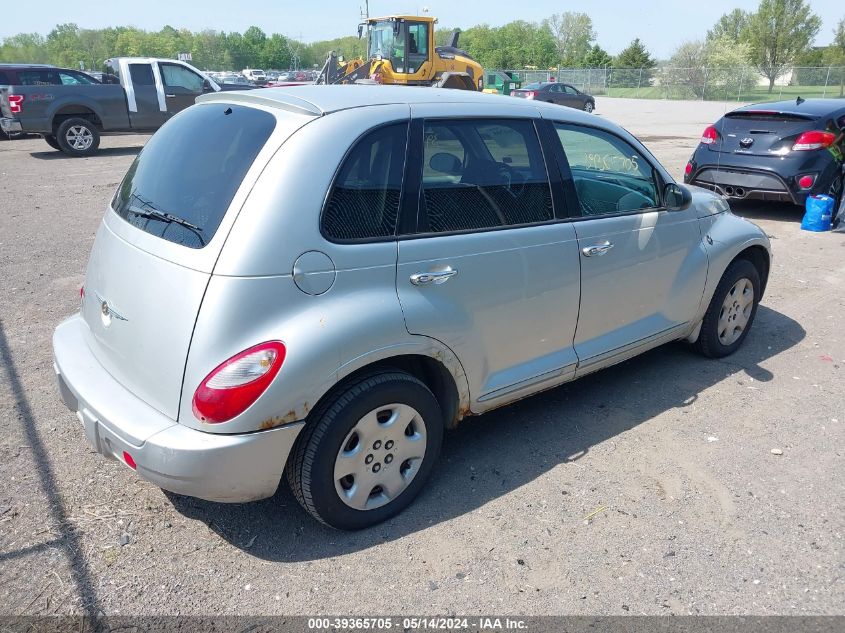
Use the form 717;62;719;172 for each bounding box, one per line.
128;206;202;232
126;195;206;245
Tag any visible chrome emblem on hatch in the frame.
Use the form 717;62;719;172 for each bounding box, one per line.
95;292;128;326
739;137;754;148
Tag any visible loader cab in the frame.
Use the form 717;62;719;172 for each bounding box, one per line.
366;17;432;75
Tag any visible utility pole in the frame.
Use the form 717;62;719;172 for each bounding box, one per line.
362;1;369;21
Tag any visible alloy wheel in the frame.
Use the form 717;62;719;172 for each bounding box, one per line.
66;126;93;151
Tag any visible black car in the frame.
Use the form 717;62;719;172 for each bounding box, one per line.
685;99;845;208
511;82;595;113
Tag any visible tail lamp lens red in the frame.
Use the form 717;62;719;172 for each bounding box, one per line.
792;131;836;151
192;341;286;423
8;95;24;114
685;162;693;176
700;126;719;145
798;175;815;189
122;451;137;470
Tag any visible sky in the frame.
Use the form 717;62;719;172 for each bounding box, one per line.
1;0;842;59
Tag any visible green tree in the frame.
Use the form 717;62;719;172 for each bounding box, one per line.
46;23;84;68
545;12;595;67
613;38;656;87
0;33;49;63
745;0;821;92
707;9;751;43
583;44;612;68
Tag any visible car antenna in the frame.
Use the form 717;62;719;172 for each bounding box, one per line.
796;96;805;105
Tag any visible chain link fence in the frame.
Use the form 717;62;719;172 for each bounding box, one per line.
496;66;845;101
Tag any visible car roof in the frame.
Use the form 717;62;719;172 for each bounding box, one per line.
732;98;845;118
0;63;56;68
201;84;590;114
199;84;612;127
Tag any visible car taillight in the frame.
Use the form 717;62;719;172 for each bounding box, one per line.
792;131;836;151
525;91;536;99
798;174;816;189
700;126;719;145
8;94;24;114
685;162;693;176
192;341;286;423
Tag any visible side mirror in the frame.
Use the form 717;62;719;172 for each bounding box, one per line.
358;24;364;39
202;79;214;92
664;182;692;211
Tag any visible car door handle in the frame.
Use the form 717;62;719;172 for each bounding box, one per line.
410;269;458;286
165;93;176;98
581;241;614;257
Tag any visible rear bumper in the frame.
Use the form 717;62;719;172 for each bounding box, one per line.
53;315;304;503
1;117;22;133
688;166;799;204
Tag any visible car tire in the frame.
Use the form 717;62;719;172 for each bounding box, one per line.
286;371;444;530
43;134;61;151
55;118;100;157
584;101;594;113
695;259;761;358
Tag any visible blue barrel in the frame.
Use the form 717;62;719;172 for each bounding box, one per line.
801;194;834;232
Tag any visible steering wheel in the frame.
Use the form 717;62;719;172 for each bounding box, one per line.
496;163;525;196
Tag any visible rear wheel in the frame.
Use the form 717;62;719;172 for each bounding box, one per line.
695;259;761;358
286;371;443;530
43;134;61;150
55;118;100;157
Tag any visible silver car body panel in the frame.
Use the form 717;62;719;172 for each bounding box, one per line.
54;314;303;502
569;208;708;375
53;86;771;503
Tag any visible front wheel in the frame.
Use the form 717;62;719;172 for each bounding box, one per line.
695;259;761;358
286;371;444;530
55;117;100;157
584;101;594;113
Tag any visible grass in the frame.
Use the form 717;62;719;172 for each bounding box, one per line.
603;83;845;102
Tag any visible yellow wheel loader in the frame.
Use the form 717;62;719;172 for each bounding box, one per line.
317;16;484;91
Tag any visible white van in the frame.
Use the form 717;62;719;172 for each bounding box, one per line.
241;68;266;84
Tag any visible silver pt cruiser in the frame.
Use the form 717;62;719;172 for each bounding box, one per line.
53;86;771;530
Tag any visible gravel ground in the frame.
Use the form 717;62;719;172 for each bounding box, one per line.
0;97;843;617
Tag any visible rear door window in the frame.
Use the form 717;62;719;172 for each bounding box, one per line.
58;71;97;85
322;123;408;240
129;64;155;86
18;70;55;85
0;71;10;84
112;103;276;248
420;118;553;232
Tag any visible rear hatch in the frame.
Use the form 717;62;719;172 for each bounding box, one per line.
712;110;818;156
80;100;304;423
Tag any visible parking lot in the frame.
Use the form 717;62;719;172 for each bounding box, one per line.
0;96;843;616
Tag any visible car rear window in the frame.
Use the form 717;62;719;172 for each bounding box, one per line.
0;71;9;84
112;103;276;248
